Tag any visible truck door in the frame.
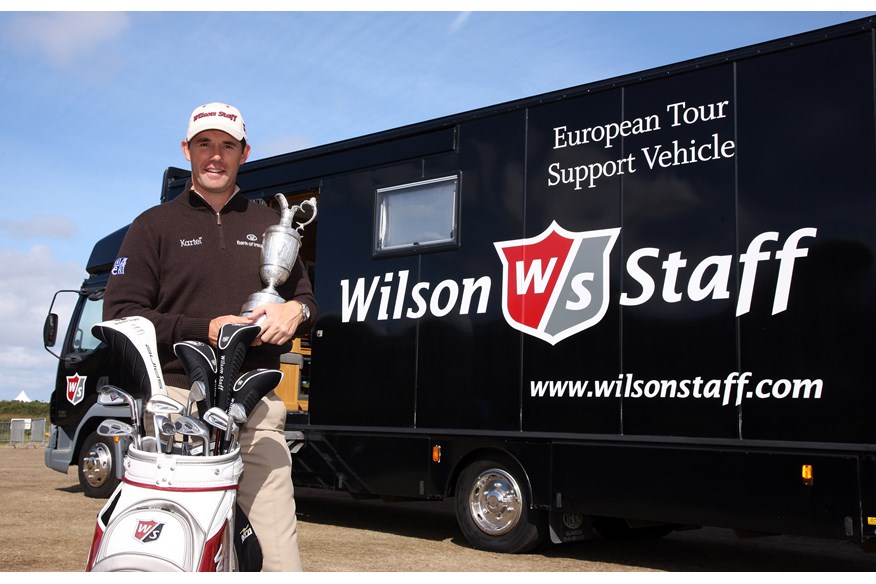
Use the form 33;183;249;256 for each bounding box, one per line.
47;282;119;425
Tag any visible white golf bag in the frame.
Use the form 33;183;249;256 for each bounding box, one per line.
86;444;252;571
84;316;275;572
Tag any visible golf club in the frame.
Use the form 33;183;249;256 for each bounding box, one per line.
154;414;176;454
202;407;233;455
145;394;186;417
97;419;138;447
97;384;141;446
187;380;207;417
174;416;211;456
227;403;247;454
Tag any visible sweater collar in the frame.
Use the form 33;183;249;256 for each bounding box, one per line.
182;179;246;213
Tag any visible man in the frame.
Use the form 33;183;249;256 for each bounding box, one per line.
103;102;315;571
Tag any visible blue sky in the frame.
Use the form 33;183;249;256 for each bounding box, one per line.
0;10;871;402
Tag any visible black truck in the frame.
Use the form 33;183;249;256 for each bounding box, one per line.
45;15;876;553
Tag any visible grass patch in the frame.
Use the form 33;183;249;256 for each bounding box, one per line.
0;401;50;422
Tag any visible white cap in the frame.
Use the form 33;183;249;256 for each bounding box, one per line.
185;102;247;142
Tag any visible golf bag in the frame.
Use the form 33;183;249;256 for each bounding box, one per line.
84;316;278;572
86;444;253;571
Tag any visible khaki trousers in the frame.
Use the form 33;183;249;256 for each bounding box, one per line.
166;385;303;571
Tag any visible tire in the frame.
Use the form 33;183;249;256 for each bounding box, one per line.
454;459;547;553
78;431;121;499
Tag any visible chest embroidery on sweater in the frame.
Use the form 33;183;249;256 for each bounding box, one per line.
180;237;203;247
236;234;263;248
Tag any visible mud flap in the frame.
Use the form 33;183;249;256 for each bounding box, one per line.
548;511;596;544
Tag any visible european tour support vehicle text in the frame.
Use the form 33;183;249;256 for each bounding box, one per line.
45;16;876;553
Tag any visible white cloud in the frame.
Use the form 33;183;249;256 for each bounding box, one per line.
0;245;85;401
0;215;77;240
5;12;130;69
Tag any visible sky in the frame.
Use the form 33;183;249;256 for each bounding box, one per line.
0;9;872;403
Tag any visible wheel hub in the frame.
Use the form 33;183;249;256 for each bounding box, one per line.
469;468;523;535
81;442;111;487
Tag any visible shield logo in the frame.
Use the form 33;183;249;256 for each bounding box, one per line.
65;373;86;406
494;221;619;344
134;519;164;543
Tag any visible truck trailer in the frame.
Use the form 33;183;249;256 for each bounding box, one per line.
45;15;876;553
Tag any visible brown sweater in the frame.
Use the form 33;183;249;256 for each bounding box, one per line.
103;185;317;388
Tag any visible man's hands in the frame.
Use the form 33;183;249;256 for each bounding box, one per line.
208;301;307;347
249;300;307;346
208;314;251;346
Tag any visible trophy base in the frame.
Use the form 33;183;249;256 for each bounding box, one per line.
240;291;284;317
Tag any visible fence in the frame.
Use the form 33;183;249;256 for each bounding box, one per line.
0;418;47;445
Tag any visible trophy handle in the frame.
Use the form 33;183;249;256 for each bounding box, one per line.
273;194;317;233
291;197;318;232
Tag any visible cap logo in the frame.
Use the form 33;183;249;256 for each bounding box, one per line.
192;111;238;123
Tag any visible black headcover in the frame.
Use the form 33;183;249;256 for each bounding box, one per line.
230;369;284;419
215;323;261;412
173;340;218;416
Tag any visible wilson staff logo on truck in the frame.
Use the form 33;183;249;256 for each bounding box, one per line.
341;221;817;345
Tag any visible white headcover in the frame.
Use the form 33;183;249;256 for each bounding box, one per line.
92;316;168;397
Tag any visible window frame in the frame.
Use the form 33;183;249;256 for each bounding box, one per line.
373;174;461;257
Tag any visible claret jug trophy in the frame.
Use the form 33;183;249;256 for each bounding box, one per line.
240;194;317;317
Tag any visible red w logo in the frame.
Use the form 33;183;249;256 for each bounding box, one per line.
134;519;164;543
66;374;86;406
494;222;619;344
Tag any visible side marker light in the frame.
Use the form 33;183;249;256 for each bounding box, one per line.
802;464;813;487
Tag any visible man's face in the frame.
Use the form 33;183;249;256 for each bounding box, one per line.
182;129;250;198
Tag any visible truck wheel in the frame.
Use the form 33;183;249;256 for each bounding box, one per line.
455;459;546;553
78;431;120;499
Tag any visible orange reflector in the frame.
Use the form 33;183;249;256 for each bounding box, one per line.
802;464;813;486
432;445;441;463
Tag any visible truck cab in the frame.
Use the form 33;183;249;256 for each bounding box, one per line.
43;226;134;497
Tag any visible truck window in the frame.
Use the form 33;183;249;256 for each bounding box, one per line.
374;175;459;255
71;295;104;352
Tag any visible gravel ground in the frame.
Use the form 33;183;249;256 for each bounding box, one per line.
3;445;876;573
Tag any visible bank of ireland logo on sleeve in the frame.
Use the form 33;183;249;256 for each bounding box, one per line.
494;221;620;345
